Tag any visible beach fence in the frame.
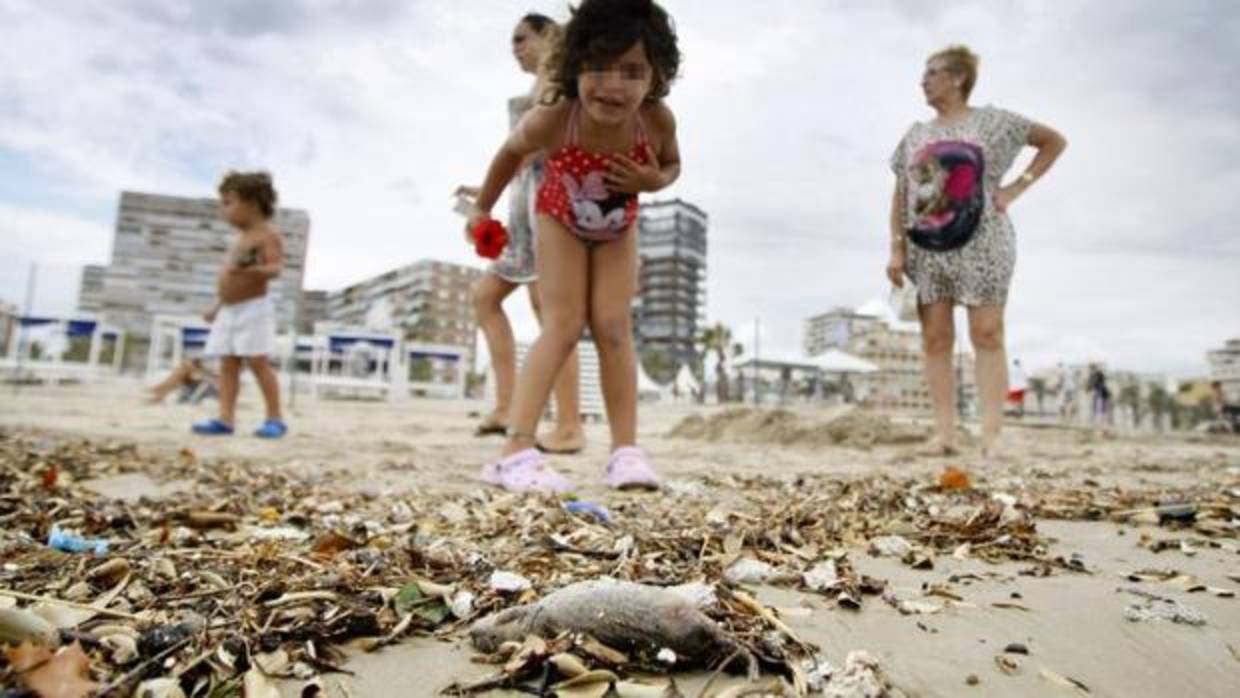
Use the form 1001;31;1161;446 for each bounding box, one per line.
143;318;469;402
2;316;126;384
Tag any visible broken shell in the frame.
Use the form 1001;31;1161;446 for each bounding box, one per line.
63;582;93;602
0;608;59;645
415;579;454;599
549;652;590;678
449;590;474;619
153;558;177;580
199;571;229;589
134;677;187;698
31;602;95;629
101;633;138;663
91;623;140;639
88;557;131;584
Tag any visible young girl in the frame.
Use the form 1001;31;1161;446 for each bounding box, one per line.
466;0;682;493
458;12;585;454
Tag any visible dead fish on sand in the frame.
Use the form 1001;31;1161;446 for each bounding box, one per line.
470;580;754;673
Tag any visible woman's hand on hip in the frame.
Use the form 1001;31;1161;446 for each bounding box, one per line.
994;184;1022;213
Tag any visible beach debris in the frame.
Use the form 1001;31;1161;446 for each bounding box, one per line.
821;650;890;698
881;592;942;616
1120;587;1207;626
965;674;980;686
46;525;108;555
8;641;99;698
868;535;914;558
133;678;188;698
1003;643;1030;655
0;608;59;645
489;571;533;593
994;654;1022;676
724;557;779;584
564;500;612;523
0;427;1235;693
1038;668;1092;694
938;467;971;491
1155;503;1198;525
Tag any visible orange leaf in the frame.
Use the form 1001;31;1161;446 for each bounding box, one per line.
939;466;971;490
21;642;99;698
4;640;52;672
42;464;59;489
311;531;360;558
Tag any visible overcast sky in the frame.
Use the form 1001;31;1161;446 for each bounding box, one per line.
1;0;1236;377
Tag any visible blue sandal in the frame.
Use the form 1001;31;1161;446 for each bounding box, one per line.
191;418;234;436
254;419;288;439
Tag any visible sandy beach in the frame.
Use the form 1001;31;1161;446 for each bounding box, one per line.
2;381;1238;697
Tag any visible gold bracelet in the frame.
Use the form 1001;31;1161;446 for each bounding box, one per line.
1018;171;1036;186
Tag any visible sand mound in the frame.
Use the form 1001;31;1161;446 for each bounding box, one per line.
668;407;928;450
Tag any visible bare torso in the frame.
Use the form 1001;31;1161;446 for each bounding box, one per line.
217;226;279;305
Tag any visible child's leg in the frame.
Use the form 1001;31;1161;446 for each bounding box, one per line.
148;362;190;402
218;357;242;425
245;355;282;421
587;231;640;450
502;218;588;457
474;273;520;425
527;281;584;444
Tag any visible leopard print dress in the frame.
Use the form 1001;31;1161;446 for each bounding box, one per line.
890;105;1033;307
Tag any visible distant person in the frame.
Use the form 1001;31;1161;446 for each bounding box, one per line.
1056;362;1078;422
145;357;216;404
1007;358;1028;417
1088;364;1111;425
886;44;1067;457
191;171;287;438
457;12;585;454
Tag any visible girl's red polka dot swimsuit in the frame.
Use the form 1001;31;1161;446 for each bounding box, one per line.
535;101;650;243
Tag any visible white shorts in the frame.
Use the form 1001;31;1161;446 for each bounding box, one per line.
204;296;276;358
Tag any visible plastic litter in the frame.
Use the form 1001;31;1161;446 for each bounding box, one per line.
47;525;108;555
563;500;611;523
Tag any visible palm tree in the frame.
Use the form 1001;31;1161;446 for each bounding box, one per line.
698;322;733;404
641;348;674;385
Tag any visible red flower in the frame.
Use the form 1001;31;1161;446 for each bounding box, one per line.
472;219;508;259
944;164;977;201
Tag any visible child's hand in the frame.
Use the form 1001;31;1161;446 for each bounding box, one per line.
606;144;663;194
464;210;490;245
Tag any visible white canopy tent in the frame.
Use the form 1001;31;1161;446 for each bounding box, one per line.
814;348;879;374
671;364;700;402
637;360;666;402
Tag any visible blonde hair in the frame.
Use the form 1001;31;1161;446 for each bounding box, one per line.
930;44;979;99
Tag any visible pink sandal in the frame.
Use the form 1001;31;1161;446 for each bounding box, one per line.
605;447;660;491
480;448;570;494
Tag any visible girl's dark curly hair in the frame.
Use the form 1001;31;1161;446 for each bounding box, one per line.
544;0;680;104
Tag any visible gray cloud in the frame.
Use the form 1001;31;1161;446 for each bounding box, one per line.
0;0;1236;376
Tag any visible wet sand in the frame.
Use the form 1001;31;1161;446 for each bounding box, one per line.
3;381;1239;697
